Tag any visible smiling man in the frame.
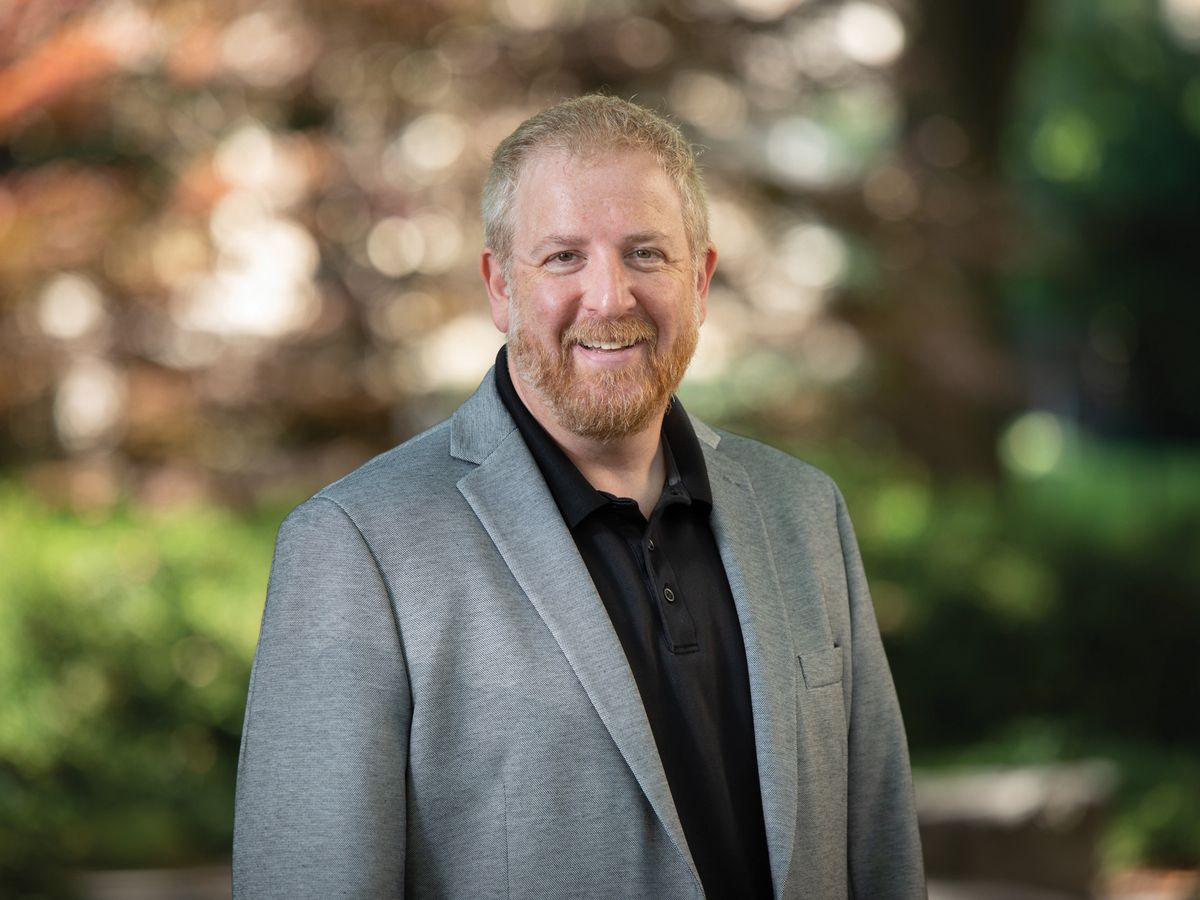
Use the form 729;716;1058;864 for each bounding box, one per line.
483;145;713;515
233;95;925;900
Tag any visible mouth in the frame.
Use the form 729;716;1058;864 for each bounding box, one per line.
577;339;641;352
564;317;657;361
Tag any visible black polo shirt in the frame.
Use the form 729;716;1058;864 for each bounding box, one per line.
494;347;773;899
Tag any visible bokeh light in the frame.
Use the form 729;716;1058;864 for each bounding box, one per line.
835;2;907;68
1000;411;1067;478
37;273;108;341
54;358;127;451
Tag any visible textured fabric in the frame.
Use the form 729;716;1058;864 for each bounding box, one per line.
494;349;773;899
233;367;927;900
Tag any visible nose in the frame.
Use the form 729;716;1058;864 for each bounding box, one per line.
581;249;635;318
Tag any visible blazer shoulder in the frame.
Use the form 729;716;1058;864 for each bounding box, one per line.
708;426;841;502
283;419;469;533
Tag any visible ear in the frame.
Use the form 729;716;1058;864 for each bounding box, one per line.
481;249;511;333
694;242;718;325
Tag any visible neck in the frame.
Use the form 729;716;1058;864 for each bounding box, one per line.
508;359;665;518
558;426;665;520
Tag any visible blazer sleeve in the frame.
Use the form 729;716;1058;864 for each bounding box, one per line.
233;495;411;899
835;486;927;899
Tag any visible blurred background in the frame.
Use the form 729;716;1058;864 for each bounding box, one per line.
1;0;1198;897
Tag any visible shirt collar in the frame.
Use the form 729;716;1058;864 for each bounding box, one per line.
493;345;713;527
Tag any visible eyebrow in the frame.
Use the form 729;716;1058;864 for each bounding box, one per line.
528;230;673;256
529;234;585;255
624;230;671;245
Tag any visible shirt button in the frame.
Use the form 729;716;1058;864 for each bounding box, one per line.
647;538;656;552
664;587;675;603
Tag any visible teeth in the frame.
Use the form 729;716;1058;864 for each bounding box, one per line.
582;340;634;351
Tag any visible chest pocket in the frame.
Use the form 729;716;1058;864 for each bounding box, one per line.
795;644;848;769
798;644;843;689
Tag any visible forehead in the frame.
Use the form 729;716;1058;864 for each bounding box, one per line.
510;149;687;247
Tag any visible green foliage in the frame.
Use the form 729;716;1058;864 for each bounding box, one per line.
1011;0;1200;209
805;437;1200;868
0;486;285;887
1005;0;1200;439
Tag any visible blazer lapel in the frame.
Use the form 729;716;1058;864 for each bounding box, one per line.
451;374;703;893
703;443;800;897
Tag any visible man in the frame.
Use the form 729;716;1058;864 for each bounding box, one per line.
234;95;924;899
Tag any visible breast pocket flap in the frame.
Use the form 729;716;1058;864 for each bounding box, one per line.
798;645;843;689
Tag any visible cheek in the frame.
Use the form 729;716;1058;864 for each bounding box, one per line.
643;283;699;330
511;296;569;346
526;285;579;327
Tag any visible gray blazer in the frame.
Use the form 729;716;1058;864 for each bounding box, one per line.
233;369;925;899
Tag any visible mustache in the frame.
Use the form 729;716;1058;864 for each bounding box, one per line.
561;317;658;350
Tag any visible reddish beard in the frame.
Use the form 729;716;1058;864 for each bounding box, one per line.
508;308;699;442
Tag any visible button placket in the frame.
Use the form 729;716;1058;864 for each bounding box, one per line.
642;499;699;652
649;550;698;652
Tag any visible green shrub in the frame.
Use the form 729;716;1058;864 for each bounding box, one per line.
0;485;286;888
809;436;1200;868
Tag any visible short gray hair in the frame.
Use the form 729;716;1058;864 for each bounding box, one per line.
482;94;709;271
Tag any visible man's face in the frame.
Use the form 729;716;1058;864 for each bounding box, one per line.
483;149;717;442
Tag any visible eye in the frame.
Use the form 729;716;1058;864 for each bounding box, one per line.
630;247;663;261
545;250;581;267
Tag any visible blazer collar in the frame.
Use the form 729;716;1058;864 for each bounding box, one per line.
704;446;800;896
451;367;704;894
449;367;516;466
450;367;798;895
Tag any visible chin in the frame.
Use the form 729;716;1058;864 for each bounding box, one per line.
556;378;671;442
518;346;689;442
